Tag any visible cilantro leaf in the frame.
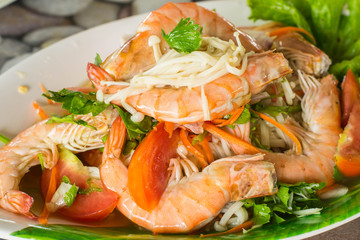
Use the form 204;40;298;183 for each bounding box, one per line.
94;53;102;66
161;17;203;54
115;106;155;141
0;134;10;144
43;89;109;116
64;184;78;207
234;106;251;124
47;114;96;130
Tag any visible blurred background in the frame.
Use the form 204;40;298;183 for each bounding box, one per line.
0;0;217;74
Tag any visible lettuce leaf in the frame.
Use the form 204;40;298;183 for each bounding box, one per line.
247;0;312;34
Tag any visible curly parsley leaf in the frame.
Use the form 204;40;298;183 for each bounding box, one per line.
94;53;102;66
162;17;203;54
43;89;109;116
47;114;96;130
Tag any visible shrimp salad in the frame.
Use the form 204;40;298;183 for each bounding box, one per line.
1;1;360;237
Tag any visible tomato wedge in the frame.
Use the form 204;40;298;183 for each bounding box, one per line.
336;99;360;177
42;148;118;222
341;69;360;127
128;122;180;211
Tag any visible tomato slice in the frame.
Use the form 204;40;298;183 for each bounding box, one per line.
128;122;180;211
41;148;118;222
341;69;360;127
336;99;360;177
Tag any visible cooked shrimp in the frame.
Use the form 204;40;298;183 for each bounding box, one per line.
242;23;331;77
101;2;262;81
0;109;117;216
100;118;276;233
264;72;341;186
89;51;292;124
272;32;331;77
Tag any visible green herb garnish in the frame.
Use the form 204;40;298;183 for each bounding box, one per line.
115;106;155;141
94;53;102;66
62;176;71;184
244;182;325;226
192;132;207;145
0;134;10;144
64;184;78;207
47;114;96;130
78;179;103;195
253;103;301;118
38;153;45;171
162;17;203;54
43;89;109;116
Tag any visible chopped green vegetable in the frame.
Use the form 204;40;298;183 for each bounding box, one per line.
78;179;103;195
234;106;251;124
38;153;45;171
162;17;203;54
62;176;71;184
47;114;96;130
330;55;360;80
253;103;301;118
333;165;344;182
64;184;78;207
192;132;207;145
0;133;11;144
115;106;155;141
94;53;102;66
243;182;325;226
43;89;109;116
123;140;138;155
253;204;272;225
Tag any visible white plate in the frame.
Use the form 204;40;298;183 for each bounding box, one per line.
0;1;356;240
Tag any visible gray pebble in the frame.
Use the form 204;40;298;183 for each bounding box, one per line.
132;0;190;15
0;5;69;37
22;0;93;17
0;38;31;58
23;26;84;46
73;1;120;29
1;53;32;74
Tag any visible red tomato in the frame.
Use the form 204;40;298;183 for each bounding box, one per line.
41;149;118;222
128;122;180;211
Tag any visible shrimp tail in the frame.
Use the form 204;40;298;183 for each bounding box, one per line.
0;190;35;218
87;63;119;94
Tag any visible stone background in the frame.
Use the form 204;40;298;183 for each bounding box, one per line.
0;0;359;239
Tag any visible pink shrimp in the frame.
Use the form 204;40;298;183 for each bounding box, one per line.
101;2;262;81
89;51;292;124
100;117;277;233
264;72;341;186
0;110;117;216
